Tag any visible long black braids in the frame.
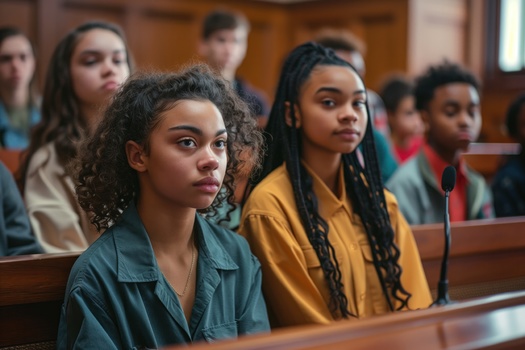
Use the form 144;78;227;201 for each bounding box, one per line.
249;42;411;318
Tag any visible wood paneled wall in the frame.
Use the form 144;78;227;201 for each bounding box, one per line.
0;0;289;101
0;0;511;143
286;0;411;91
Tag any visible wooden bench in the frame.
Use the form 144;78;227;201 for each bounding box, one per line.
1;217;524;348
165;290;525;350
0;253;79;349
412;216;525;301
0;149;23;176
462;142;521;182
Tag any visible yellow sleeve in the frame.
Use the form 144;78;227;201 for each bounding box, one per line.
239;212;335;327
386;191;433;310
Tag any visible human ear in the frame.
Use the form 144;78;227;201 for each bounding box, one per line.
285;101;301;128
125;140;147;173
420;110;431;134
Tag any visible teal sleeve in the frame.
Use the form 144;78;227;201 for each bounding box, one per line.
57;287;120;350
0;162;43;256
238;254;271;335
373;129;398;182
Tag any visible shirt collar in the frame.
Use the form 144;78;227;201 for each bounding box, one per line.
114;202;237;283
422;143;469;190
194;215;238;271
301;161;347;219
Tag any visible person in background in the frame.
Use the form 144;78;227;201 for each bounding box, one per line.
57;65;269;349
379;75;424;163
199;9;270;229
0;27;40;149
199;9;269;129
386;62;494;225
19;21;132;253
492;93;525;217
0;160;42;256
239;42;432;328
314;28;398;181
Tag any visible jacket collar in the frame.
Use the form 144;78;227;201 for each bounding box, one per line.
301;161;348;219
114;202;237;283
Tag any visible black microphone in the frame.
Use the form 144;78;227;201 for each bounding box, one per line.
432;165;456;306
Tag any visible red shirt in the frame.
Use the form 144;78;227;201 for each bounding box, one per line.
423;144;468;222
394;136;424;164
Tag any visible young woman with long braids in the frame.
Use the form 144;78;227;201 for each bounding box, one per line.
238;42;432;327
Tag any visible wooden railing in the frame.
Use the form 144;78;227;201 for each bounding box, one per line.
0;253;79;348
0;149;23;175
412;216;525;300
1;217;524;348
165;290;525;350
462;142;521;181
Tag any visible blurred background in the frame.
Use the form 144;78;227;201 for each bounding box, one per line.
0;0;519;146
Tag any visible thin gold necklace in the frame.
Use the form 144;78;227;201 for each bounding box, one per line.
173;244;196;298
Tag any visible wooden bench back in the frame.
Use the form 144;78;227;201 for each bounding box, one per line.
412;216;525;300
462;142;521;182
165;290;525;350
1;217;525;348
0;253;79;348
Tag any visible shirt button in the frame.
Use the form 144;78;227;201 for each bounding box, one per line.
351;243;358;250
360;293;366;300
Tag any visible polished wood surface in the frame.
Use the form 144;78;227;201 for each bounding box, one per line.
1;217;524;347
461;142;521;181
412;216;525;300
0;253;79;347
165;291;525;350
0;149;23;175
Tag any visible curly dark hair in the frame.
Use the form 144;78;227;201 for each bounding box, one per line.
505;94;525;140
18;21;133;189
248;42;411;318
74;64;263;231
414;61;480;111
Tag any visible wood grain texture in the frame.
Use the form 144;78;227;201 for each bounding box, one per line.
165;291;525;350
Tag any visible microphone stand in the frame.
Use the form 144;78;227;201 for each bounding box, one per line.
432;189;451;306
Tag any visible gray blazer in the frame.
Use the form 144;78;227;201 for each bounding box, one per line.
386;150;494;225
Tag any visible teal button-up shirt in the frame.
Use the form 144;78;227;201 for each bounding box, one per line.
57;202;269;349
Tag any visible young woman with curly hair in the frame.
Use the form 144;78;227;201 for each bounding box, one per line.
57;65;269;349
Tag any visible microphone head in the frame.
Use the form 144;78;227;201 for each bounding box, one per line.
441;165;456;192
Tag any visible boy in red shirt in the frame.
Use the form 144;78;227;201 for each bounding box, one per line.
386;62;494;225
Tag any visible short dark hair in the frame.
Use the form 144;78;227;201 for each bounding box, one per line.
0;26;34;54
505;94;525;139
201;9;250;40
414;61;480;111
314;28;366;55
379;76;414;114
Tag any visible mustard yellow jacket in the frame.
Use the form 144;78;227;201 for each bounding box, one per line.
239;163;432;327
